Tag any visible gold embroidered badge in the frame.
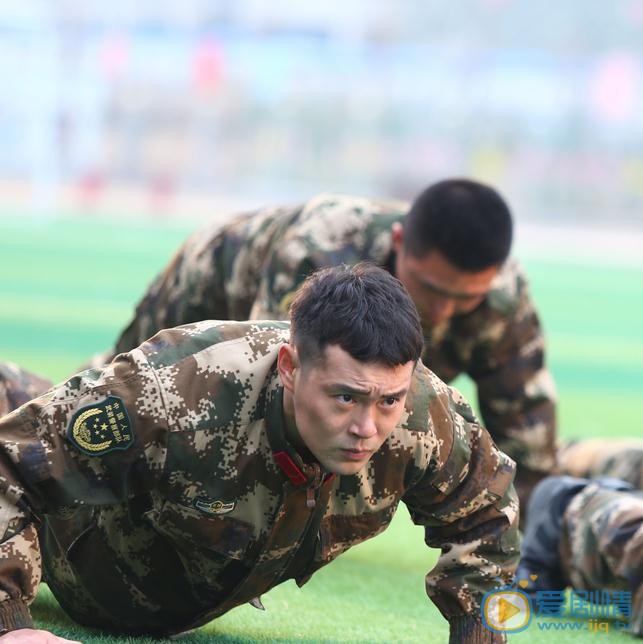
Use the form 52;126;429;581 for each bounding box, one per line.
67;396;134;456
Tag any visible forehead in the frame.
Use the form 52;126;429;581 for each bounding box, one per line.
402;250;499;297
304;345;415;391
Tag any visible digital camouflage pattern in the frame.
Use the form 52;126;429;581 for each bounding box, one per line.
0;321;519;642
0;362;52;417
558;439;643;489
110;193;556;506
560;482;643;636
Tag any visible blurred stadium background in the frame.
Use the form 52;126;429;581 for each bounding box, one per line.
1;2;642;642
3;0;643;224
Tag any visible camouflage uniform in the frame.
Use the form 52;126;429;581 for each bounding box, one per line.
560;482;643;636
111;194;556;506
0;321;519;643
558;439;643;489
0;362;52;417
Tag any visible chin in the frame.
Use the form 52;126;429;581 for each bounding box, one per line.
328;460;369;476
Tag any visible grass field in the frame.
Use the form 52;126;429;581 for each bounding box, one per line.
1;213;642;643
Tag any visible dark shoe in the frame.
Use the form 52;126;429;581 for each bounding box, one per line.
516;475;634;598
515;476;590;596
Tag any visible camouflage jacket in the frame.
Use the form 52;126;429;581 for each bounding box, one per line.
112;194;556;504
0;362;52;417
0;322;518;643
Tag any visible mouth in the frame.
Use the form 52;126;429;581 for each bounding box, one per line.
340;448;372;461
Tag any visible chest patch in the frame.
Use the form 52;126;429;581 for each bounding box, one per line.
194;498;236;515
67;395;134;456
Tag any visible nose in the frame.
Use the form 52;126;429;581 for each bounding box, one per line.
349;408;378;439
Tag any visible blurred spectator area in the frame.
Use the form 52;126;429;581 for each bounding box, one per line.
2;0;643;225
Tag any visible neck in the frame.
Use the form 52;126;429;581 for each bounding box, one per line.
282;387;307;454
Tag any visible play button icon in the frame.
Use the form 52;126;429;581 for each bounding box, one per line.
481;589;532;633
498;596;521;622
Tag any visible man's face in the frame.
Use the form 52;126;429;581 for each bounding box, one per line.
392;225;499;328
279;344;415;476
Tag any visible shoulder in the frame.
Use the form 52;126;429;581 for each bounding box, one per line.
274;193;407;255
177;203;300;259
401;361;477;433
140;320;291;370
386;362;480;488
131;321;289;431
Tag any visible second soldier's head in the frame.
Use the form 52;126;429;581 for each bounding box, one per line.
392;178;513;328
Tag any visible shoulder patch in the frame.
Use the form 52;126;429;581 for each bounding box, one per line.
67;395;134;456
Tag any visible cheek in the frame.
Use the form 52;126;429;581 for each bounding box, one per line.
295;399;336;438
376;410;405;441
398;270;418;299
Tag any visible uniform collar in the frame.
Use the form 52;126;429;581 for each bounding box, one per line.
265;386;326;488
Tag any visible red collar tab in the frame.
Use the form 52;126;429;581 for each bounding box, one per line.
273;451;307;486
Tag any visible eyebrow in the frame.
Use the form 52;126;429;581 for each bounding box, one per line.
414;275;490;301
325;384;409;398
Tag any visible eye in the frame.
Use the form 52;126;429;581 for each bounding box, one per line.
336;393;355;404
381;396;400;408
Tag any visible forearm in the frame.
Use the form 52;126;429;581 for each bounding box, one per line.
424;481;520;621
405;407;520;625
478;372;557;472
473;285;558;482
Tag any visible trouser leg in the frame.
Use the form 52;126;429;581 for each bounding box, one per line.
558;440;643;488
561;483;643;636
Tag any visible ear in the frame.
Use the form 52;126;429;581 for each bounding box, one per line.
277;343;299;393
391;222;404;253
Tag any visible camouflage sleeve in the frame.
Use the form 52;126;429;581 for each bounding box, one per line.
248;195;403;320
0;351;169;631
469;280;557;508
0;362;52;417
402;385;520;644
248;233;324;320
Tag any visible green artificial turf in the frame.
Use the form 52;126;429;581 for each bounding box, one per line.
1;213;642;643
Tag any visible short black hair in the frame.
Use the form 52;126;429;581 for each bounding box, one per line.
289;263;423;367
402;178;513;271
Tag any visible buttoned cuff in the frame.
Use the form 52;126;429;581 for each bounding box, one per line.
448;615;506;644
0;599;34;634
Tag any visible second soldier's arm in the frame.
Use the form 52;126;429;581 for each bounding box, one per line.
468;270;557;509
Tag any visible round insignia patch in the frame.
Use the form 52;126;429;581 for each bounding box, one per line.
67;395;134;456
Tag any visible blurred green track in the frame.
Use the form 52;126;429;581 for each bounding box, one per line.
1;214;642;643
